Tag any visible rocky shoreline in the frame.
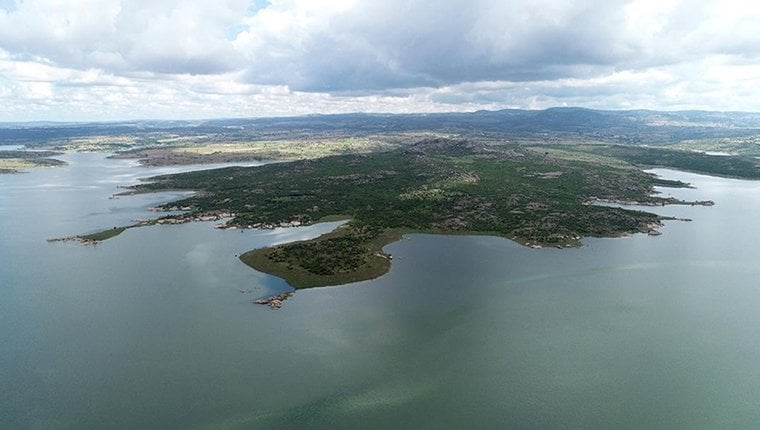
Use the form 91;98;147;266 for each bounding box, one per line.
588;197;715;207
253;292;294;310
46;236;100;246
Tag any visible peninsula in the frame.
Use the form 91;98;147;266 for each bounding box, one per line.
33;109;760;289
127;138;736;288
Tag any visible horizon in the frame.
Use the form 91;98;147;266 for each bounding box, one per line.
3;105;760;127
2;1;760;122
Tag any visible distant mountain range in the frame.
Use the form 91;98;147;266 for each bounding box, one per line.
3;107;760;145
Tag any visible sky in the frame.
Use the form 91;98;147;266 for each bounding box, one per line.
1;0;760;122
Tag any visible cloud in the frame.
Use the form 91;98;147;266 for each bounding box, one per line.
231;0;760;93
234;0;639;91
0;0;247;75
2;0;760;121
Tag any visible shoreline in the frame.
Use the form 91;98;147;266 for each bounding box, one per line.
48;226;128;245
238;214;676;291
46;143;741;299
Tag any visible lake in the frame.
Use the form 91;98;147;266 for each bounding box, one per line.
2;153;760;429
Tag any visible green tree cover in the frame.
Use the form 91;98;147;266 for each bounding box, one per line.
130;139;745;288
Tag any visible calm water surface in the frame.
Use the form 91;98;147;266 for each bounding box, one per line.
2;155;760;429
0;145;25;151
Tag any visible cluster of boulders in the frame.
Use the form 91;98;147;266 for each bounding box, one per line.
586;197;715;207
148;205;192;212
253;292;294;310
46;236;98;246
215;220;303;230
155;212;235;225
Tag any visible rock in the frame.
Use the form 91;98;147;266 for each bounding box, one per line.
252;292;294;310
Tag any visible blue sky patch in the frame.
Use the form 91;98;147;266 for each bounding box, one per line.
248;0;271;15
0;0;17;13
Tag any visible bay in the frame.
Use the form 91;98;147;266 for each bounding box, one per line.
2;155;760;429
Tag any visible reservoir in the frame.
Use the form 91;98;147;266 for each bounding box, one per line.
2;153;760;428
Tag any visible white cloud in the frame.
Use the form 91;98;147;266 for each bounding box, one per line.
1;0;760;121
0;0;248;74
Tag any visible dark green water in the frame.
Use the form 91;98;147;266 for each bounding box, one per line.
2;153;760;429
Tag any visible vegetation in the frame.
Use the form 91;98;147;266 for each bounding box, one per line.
672;136;760;157
25;108;760;287
109;136;404;166
126;138;748;288
240;224;398;288
0;150;65;173
594;145;760;178
8;108;760;150
79;227;127;242
535;144;760;179
9;107;760;166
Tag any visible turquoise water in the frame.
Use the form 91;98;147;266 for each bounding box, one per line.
2;155;760;429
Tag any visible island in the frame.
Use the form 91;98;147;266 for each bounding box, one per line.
34;109;760;292
123;138;740;288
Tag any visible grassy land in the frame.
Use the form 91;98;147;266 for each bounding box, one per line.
180;137;395;156
110;136;406;166
525;146;635;169
0;158;40;172
47;136;148;152
672;136;760;156
78;227;127;242
542;144;760;179
0;151;66;173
